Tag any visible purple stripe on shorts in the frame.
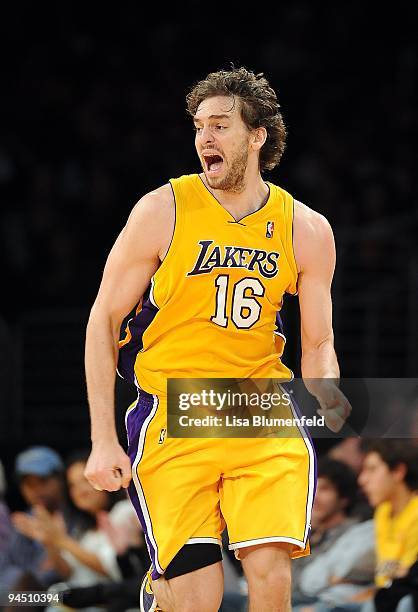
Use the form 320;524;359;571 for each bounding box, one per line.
126;390;161;577
276;310;315;501
281;381;317;544
288;388;318;498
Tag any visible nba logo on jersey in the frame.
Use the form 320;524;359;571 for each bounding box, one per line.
266;221;274;238
158;428;167;444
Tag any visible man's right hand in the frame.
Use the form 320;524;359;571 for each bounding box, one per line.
84;441;132;492
84;186;173;494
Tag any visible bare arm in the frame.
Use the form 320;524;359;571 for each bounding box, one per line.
14;507;126;578
294;201;338;379
293;201;351;431
43;543;73;579
56;535;111;576
84;184;174;491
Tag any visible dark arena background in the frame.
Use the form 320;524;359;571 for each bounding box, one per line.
0;0;417;588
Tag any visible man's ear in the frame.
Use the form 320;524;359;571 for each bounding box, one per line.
250;127;267;151
393;462;407;483
340;496;349;511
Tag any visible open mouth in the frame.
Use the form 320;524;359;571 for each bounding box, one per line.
203;153;224;175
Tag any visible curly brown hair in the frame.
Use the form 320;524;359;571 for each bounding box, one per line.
186;66;287;172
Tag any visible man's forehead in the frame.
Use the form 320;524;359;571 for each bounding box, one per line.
317;476;335;488
195;95;238;120
364;452;382;466
22;474;53;484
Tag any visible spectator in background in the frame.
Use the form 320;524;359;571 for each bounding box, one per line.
45;450;146;611
41;450;123;591
293;440;418;612
293;517;375;611
356;439;418;612
299;440;418;612
292;458;359;606
97;496;148;579
0;446;72;594
55;497;151;611
328;438;372;521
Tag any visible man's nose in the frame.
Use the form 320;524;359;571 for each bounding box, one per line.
200;125;215;144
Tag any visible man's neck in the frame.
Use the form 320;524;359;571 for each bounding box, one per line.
314;511;348;534
389;485;415;517
201;173;270;222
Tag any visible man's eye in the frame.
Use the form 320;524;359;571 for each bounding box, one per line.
194;126;203;133
216;125;226;130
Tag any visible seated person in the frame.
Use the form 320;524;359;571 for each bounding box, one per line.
297;440;418;612
296;518;375;609
38;450;124;588
0;446;74;592
358;439;418;612
292;457;360;606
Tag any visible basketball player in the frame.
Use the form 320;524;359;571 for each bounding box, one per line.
84;67;351;611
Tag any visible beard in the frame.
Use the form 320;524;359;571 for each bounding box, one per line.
205;143;249;193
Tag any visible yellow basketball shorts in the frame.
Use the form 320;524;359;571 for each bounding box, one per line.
125;389;316;581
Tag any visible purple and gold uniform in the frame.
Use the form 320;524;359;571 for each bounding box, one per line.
118;174;316;580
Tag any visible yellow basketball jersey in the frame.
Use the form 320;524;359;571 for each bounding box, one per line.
375;495;418;587
118;173;298;395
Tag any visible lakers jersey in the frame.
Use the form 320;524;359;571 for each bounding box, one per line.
118;174;298;395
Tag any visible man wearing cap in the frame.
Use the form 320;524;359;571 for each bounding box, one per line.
0;446;73;593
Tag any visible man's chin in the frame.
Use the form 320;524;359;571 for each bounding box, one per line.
367;494;380;507
204;171;224;188
205;172;236;193
202;169;245;194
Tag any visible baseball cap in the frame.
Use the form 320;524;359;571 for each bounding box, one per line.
15;446;64;479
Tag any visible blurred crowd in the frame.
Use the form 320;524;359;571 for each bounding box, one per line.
1;439;418;611
0;446;149;611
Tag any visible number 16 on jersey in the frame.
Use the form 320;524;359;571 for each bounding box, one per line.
211;275;265;329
